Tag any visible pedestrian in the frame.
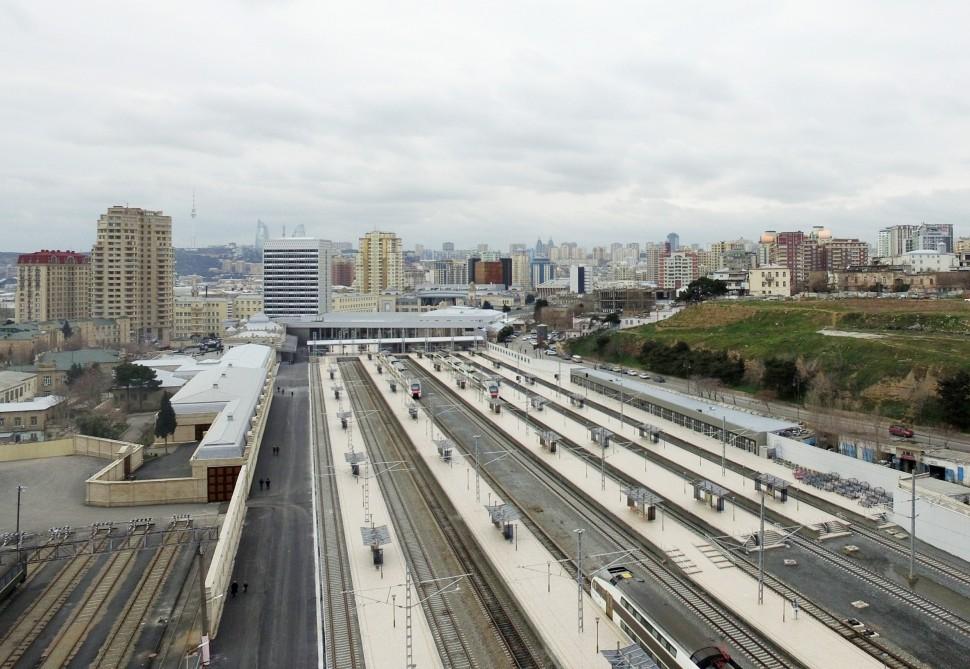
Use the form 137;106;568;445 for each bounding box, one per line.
259;478;264;490
243;582;249;593
231;581;238;598
266;478;271;490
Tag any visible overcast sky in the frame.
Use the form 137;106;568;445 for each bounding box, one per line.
2;1;969;251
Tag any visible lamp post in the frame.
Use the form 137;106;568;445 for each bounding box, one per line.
909;467;931;582
574;528;585;633
15;485;25;562
473;434;482;502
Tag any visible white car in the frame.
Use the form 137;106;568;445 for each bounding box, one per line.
639;372;649;379
627;369;638;376
545;349;557;356
611;366;622;373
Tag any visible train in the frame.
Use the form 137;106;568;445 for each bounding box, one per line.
410;381;422;400
591;566;742;669
487;382;500;399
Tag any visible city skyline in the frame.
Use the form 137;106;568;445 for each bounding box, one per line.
3;2;970;249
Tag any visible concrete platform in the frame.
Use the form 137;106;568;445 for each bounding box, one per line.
0;455;218;534
360;354;623;668
327;362;442;669
411;354;885;669
481;345;880;521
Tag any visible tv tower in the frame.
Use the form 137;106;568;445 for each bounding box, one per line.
190;189;198;249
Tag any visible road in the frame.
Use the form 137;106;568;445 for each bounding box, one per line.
209;361;319;668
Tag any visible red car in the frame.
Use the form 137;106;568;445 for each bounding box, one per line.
889;424;914;438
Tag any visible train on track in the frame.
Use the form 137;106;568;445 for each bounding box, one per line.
410;380;422;400
592;566;742;669
487;382;500;399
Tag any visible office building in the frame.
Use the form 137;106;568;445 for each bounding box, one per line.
15;250;91;323
262;237;334;318
90;206;174;344
666;233;680;252
430;259;469;285
356;231;404;293
569;265;590;294
511;251;531;288
331;255;356;287
530;258;554;288
468;257;512;288
914;223;954;253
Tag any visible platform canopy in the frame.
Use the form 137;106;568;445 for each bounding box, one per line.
695;479;732;498
484;503;520;524
337;410;353;421
537;429;560;442
621;487;663;506
433;438;455;455
756;472;791;490
360;525;391;547
344;451;368;465
601;644;659;669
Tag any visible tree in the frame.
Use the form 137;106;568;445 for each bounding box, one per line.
114;362;162;409
502;304;512;313
481;300;494;310
61;320;73;340
154;392;178;445
525;294;536;305
496;325;515;343
75;412;126;440
762;358;803;400
938;371;970;429
65;363;85;386
604;312;621;326
677;277;729;303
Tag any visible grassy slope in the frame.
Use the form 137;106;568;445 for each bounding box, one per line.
569;299;970;410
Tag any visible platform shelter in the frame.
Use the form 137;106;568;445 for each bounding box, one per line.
755;473;790;502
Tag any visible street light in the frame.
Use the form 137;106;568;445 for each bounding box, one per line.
473;434;482;502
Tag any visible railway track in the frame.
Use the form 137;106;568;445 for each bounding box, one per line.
0;536;109;668
36;523;166;668
476;352;970;591
310;361;366;669
408;358;802;669
453;354;929;669
91;520;194;668
341;360;551;669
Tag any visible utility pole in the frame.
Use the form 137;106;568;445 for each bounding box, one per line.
474;435;482;503
909;467;929;582
721;416;727;477
15;485;25;565
758;492;765;604
197;544;211;667
574;528;585;633
405;567;414;669
600;440;606;492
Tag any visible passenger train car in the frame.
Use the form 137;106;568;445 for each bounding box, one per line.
592;566;742;669
410;380;422;400
487;382;500;399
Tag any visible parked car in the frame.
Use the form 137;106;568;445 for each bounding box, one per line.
627;369;638;376
652;375;666;383
638;373;649;379
889;424;914;438
572;355;583;362
611;366;622;373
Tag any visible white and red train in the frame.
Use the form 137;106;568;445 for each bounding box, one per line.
410;381;422;400
591;566;742;669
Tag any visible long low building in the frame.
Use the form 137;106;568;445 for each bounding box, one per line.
571;367;806;453
281;306;507;354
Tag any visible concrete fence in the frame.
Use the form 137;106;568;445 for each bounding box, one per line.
0;434;138;463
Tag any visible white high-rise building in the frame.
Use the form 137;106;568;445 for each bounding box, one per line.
262;238;334;318
569;265;590;294
356;231;404;293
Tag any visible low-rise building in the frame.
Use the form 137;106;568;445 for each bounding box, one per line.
747;266;792;297
708;269;749;295
0;370;37;403
0;394;65;442
591;286;657;314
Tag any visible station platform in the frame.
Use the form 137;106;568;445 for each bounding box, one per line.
411;354;884;669
473;352;840;532
321;363;442;669
479;346;881;522
359;354;624;669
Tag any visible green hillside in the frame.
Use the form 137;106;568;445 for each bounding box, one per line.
568;299;970;422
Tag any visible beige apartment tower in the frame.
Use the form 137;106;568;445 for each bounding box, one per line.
15;250;91;323
90;206;174;344
355;231;404;293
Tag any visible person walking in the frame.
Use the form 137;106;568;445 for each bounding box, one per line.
259;478;264;490
243;582;249;593
266;478;271;490
230;581;239;598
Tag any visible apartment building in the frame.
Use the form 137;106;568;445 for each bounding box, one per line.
263;238;334;318
356;231;404;293
173;296;231;341
16;250;91;323
660;252;699;290
748;266;792;297
232;293;264;321
90;206;174;344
